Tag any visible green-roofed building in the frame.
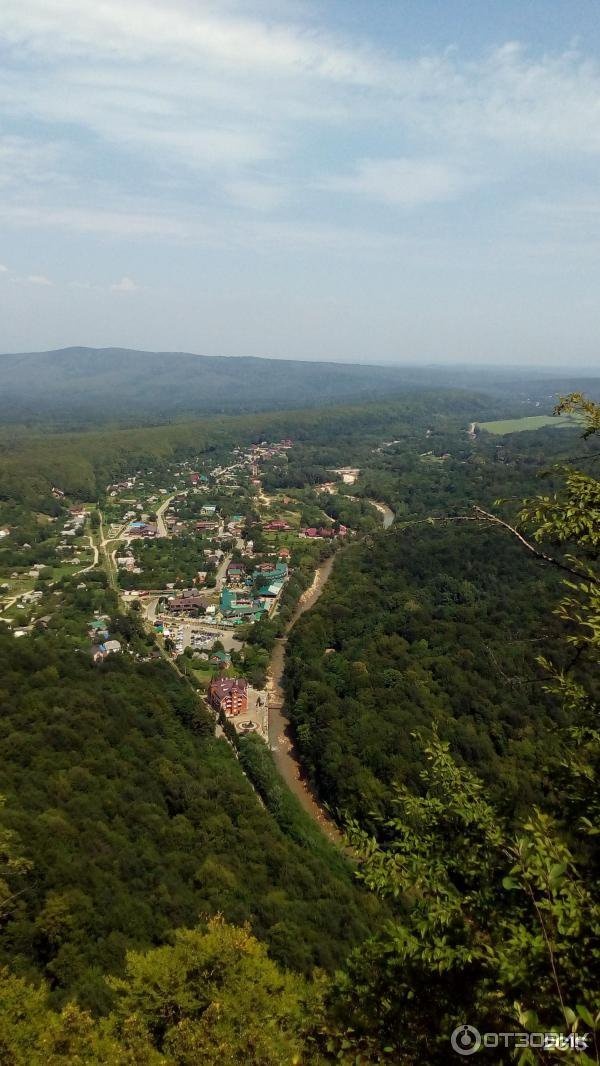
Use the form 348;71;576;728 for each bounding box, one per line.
252;562;288;583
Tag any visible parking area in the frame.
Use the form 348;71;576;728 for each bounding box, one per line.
158;618;245;656
159;619;244;655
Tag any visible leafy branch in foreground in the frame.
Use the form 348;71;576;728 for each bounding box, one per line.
519;393;600;653
329;734;599;1064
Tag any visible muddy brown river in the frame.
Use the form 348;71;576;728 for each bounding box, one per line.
266;499;394;845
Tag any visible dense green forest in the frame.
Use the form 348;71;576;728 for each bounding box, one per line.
0;579;377;1013
285;523;568;827
334;407;599;1062
0;390;533;506
0;390;597;1063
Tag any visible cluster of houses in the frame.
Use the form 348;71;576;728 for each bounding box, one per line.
7;589;44;632
249;439;293;461
263;518;291;532
163;497;245;542
116;552;140;572
107;477;137;496
301;524;348;539
164;590;209;616
218;559;289;626
164;515;187;535
127;520;157;539
62;507;88;538
159;553;289;627
88;617;122;663
219;587;267;625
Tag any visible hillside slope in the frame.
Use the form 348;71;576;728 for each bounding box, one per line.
0;347;422;422
1;346;598;424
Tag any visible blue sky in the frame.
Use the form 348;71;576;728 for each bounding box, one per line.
1;0;600;366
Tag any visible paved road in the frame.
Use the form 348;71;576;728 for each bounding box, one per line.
214;552;232;584
156;495;175;537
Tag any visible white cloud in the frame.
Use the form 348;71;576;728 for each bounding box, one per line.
110;276;140;292
1;0;600;264
319;157;472;208
0;264;8;273
3;2;600;157
0;0;393;85
26;273;52;285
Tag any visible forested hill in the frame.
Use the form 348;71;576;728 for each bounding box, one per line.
0;392;492;505
0;345;598;424
0;347;429;422
0;580;378;1011
285;522;567;828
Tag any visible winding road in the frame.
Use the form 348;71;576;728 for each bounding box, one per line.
74;534;99;575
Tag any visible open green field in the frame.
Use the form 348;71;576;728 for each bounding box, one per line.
477;414;581;435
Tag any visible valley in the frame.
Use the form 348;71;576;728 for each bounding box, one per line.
0;392;597;1064
3;2;600;1058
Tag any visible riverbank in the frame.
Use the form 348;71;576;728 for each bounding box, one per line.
267;552;342;844
367;499;394;529
266;501;395;845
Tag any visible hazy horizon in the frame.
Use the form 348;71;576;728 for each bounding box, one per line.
1;344;599;377
1;1;600;367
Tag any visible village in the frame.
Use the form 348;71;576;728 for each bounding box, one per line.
0;427;394;745
99;436;358;738
0;433;360;739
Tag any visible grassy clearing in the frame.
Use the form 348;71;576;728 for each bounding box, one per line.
477;414;581;435
189;662;213;686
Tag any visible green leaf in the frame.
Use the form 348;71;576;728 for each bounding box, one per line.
576;1005;595;1028
502;875;519;890
548;861;567;884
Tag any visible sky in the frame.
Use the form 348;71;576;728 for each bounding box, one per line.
1;0;600;367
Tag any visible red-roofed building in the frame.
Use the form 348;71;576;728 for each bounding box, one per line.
208;678;248;717
302;526;344;539
264;519;290;532
227;561;246;583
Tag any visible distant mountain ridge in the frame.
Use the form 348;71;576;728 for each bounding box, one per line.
0;346;597;424
0;346;422;423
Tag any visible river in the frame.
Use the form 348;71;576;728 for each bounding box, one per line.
266;497;394;845
368;499;394;528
